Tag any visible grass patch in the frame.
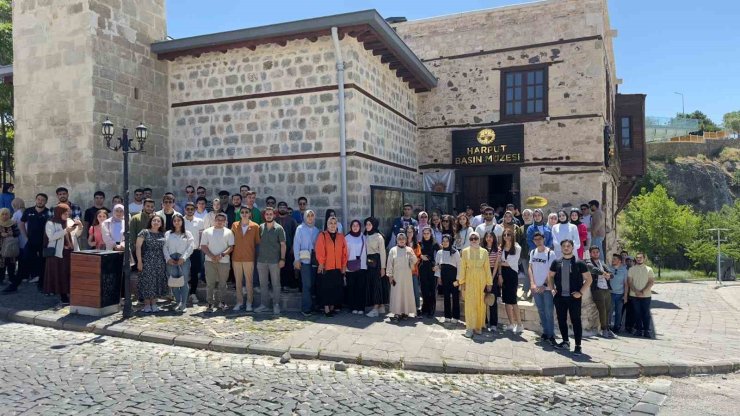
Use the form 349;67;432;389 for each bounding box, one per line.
654;268;711;282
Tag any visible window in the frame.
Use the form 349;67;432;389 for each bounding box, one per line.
501;67;547;120
620;116;632;148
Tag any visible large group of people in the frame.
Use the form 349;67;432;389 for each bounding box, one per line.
0;183;655;356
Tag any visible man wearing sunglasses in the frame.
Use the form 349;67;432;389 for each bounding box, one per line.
156;193;181;232
474;207;504;241
292;196;309;224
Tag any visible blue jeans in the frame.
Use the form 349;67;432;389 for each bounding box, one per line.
300;263;316;313
592;236;605;261
412;274;421;310
532;289;555;337
611;292;625;330
167;260;191;306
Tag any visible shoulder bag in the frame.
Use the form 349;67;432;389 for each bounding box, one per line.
346;236;364;272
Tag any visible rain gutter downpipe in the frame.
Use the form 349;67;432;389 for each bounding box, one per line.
331;27;349;230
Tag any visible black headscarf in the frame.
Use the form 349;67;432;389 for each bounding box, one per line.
569;208;582;226
364;217;380;236
441;234;457;255
347;219;362;237
557;210;569;225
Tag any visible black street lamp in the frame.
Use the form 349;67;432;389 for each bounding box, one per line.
101;118;147;318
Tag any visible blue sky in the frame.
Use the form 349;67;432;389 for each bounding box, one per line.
167;0;740;125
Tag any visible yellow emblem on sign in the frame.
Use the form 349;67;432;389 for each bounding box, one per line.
476;128;496;145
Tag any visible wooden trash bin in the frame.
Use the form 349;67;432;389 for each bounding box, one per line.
70;250;124;316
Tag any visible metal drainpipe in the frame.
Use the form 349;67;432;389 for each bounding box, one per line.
331;27;348;230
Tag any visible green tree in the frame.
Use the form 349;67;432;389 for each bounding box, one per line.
724;111;740;132
677;111;721;132
636;162;669;193
623;185;701;266
686;202;740;274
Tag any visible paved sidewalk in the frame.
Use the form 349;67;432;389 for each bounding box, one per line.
2;280;739;377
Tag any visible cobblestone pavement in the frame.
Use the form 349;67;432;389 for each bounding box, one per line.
0;283;312;344
3;280;740;373
0;322;650;415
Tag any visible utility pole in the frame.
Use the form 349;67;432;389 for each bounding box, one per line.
674;92;685;116
709;228;728;285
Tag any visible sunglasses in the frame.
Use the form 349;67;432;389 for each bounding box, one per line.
469;237;479;241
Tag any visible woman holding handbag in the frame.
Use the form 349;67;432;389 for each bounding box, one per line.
87;209;109;250
364;217;387;318
43;204;82;307
136;215;167;313
315;216;348;317
163;214;194;312
345;219;367;315
0;208;21;286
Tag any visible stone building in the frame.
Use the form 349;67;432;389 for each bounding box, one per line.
9;0;645;249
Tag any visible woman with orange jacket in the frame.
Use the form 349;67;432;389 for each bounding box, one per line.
315;215;348;317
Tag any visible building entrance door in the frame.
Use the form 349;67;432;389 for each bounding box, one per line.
462;174;514;211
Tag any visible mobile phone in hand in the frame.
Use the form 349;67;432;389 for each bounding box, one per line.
391;280;396;286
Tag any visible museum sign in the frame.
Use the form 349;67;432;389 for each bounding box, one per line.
452;125;525;166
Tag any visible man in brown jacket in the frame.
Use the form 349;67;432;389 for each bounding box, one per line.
589;200;606;261
230;207;261;312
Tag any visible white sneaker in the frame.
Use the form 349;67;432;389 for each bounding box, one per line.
254;305;269;313
515;324;524;334
142;305;152;313
29;276;39;283
451;318;458;324
233;304;243;312
506;324;516;332
378;305;386;314
189;294;199;305
245;304;253;312
441;318;448;323
178;303;187;312
151;305;160;313
366;309;379;318
273;305;281;315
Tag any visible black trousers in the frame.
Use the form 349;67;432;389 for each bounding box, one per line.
554;296;582;346
440;268;460;320
486;277;501;327
188;249;203;296
624;297;634;331
419;261;437;316
0;259;16;284
280;249;298;289
630;296;652;333
347;269;367;312
13;243;45;288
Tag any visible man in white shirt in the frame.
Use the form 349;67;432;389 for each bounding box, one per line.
183;202;205;306
129;188;144;215
200;213;234;312
470;203;488;228
528;231;556;346
474;206;503;240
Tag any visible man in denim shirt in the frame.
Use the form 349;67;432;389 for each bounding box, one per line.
609;253;629;333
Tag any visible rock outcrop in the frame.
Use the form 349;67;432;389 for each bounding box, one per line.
663;158;735;212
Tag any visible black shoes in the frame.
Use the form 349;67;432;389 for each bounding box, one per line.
573;346;582;356
555;341;570;350
1;285;17;294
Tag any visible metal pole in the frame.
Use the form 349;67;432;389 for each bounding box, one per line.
331;27;349;230
709;228;728;286
121;128;133;318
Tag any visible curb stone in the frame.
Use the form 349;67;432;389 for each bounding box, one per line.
2;305;740;378
630;379;671;415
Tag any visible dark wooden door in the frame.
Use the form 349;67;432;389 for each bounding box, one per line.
463;176;489;210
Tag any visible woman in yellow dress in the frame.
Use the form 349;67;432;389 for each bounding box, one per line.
454;231;493;338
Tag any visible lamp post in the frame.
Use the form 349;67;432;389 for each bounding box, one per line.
674;92;685;116
101;118;147;318
0;148;6;185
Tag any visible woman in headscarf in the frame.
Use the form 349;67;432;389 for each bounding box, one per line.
364;217;387;317
87;209;109;250
551;210;580;259
102;204;126;251
570;207;588;260
434;234;461;323
416;211;429;242
526;209;552;249
418;226;440;318
454;231;492;338
323;209;343;233
387;232;417;321
0;208;20;286
43;204;82;307
405;224;422;316
315;215;347;317
345;219;367;315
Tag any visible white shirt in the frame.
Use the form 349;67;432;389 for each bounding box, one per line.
200;227;235;263
471;214;485;228
454;227;474;250
529;247;555;286
129;202;143;214
184;215;205;248
194;209;208;221
12;210;26;248
345;234;367;270
551;223;581;257
475;222;504;240
163;230;195;262
500;243;521;272
434;249;461;278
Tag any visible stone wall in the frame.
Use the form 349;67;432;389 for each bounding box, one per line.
647;139;740;160
168;35;419;223
13;0;168;207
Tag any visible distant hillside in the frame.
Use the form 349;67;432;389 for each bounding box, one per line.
643;144;739;213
